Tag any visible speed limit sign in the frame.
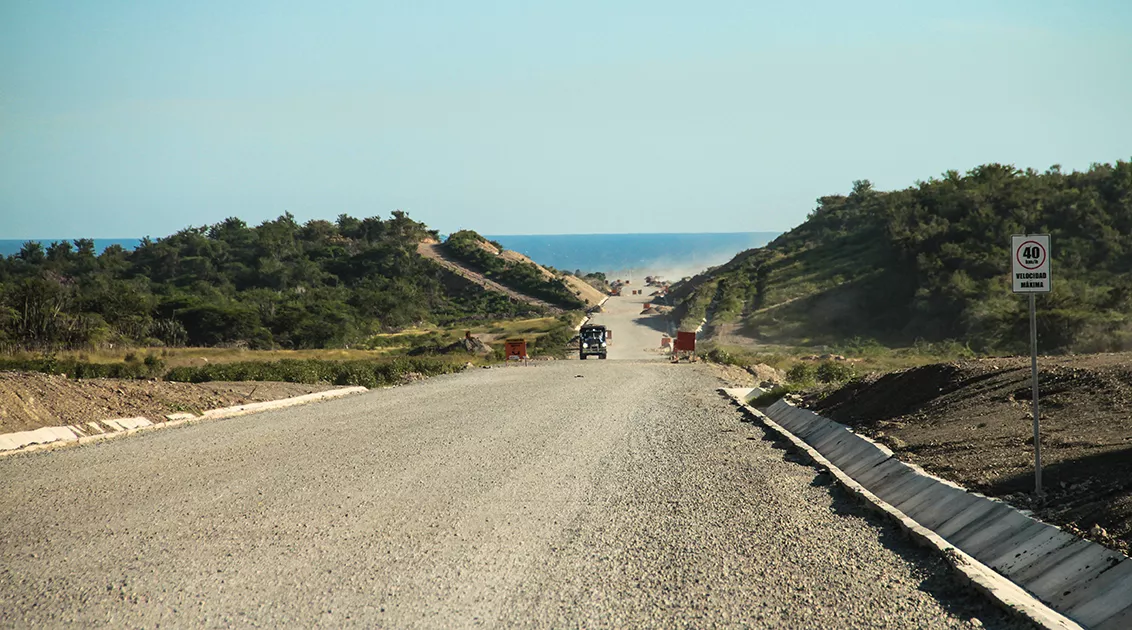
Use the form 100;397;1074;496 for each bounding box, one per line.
1012;234;1051;293
1012;233;1050;494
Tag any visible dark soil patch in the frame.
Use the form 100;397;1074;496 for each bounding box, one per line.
801;353;1132;556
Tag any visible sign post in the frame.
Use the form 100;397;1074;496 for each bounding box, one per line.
1011;234;1051;495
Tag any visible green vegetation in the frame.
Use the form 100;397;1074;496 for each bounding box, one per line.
576;271;612;294
527;313;582;358
677;279;718;331
0;354;167;380
165;356;468;387
0;353;472;387
673;160;1132;354
444;230;587;310
0;212;543;353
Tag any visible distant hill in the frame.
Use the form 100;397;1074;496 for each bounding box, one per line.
0;213;572;351
671;160;1132;354
441;230;592;311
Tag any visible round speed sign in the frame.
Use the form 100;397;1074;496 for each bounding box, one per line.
1016;240;1047;270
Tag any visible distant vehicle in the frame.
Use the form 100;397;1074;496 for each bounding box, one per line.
579;324;608;360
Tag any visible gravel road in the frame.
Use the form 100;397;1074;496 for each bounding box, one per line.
586;291;670;362
1;361;1027;628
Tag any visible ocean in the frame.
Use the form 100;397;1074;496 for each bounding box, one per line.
0;232;779;278
486;232;780;278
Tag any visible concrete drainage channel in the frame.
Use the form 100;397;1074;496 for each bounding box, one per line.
0;387;368;457
722;388;1132;630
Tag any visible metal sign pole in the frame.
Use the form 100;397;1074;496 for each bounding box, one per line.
1030;293;1042;495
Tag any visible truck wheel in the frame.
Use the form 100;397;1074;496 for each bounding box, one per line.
599;354;607;360
580;354;587;360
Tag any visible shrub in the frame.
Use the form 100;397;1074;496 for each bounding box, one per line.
786;362;817;385
0;357;166;380
531;323;574;358
163;357;467;387
815;360;856;384
705;348;739;366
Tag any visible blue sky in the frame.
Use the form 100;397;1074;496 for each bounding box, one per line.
2;0;1130;238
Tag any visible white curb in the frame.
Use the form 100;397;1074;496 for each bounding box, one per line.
0;386;368;457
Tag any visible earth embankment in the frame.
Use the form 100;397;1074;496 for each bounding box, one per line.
416;242;564;312
0;371;341;434
804;354;1132;556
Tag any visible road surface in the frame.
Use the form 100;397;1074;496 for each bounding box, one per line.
0;292;1024;628
585;290;670;362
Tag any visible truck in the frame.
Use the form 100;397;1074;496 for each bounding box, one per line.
578;324;609;360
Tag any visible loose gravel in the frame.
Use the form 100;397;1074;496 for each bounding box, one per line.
0;358;1031;628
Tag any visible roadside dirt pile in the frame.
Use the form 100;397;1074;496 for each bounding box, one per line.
442;336;492;356
746;363;786;388
802;354;1132;555
0;372;340;434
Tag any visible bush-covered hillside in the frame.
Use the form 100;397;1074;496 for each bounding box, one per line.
0;212;542;351
444;230;587;310
672;160;1132;353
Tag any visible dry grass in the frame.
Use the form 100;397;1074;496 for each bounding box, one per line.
1;317;568;368
705;341;975;376
2;347;402;369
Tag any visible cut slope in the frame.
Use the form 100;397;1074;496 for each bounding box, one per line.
497;246;606;306
440;231;588;310
562;275;607;307
416;242;564;312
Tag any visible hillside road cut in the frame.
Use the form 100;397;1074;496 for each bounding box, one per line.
0;294;1025;628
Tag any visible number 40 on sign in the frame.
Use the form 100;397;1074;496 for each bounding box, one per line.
1012;234;1051;293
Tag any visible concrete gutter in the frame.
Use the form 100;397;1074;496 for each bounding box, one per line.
721;389;1131;629
0;386;368;457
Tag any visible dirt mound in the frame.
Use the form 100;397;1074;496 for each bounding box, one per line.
440;336;493;356
0;371;340;434
746;363;786;388
803;354;1132;555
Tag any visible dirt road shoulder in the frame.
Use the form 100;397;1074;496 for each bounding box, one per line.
0;371;346;434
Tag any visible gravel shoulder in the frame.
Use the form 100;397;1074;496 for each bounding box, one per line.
0;371;342;433
1;360;1025;628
